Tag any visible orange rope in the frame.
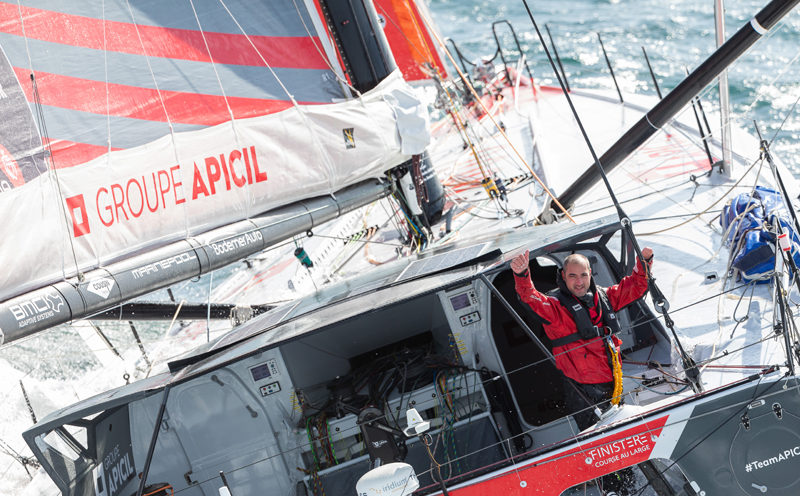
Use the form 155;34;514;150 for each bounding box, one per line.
414;8;576;223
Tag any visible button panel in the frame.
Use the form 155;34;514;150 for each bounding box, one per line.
459;311;481;326
259;381;281;396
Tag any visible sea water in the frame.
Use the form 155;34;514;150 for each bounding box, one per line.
428;0;800;173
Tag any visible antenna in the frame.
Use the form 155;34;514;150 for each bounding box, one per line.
546;24;570;92
597;32;623;103
641;46;662;99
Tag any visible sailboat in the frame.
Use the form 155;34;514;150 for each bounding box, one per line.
4;0;800;494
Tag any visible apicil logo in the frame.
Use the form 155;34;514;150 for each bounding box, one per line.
0;142;24;187
65;194;91;237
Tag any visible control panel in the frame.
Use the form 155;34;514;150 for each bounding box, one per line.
459;311;481;326
438;285;483;361
259;381;281;396
249;359;280;382
249;358;282;397
446;287;480;327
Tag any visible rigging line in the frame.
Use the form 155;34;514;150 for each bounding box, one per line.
440;86;491;179
100;0;112;269
124;0;190;237
468;119;528;182
216;0;298;105
399;0;438;69
186;0;235;121
414;8;575;223
204;365;778;488
767;89;800;149
636;155;762;236
290;0;359;94
633;374;782;496
215;1;338;191
629;210;724;223
30;77;84;282
188;0;252;222
375;1;434;70
624;280;755;331
14;2;84;282
439;82;519;199
522;1;627;222
730;280;758;339
521;1;698;388
735;41;800;139
310;233;404;247
470;99;533;179
102;0;111;158
572;178;707;217
696;328;784;370
427;374;788;490
656;112;726;174
23;80;84;282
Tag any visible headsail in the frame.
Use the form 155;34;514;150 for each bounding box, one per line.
373;0;449;81
0;0;428;340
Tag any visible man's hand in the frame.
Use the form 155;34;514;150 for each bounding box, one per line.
511;250;530;275
641;247;653;262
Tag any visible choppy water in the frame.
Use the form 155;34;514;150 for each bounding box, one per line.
429;0;800;174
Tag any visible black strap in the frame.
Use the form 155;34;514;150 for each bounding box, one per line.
550;327;601;348
547;288;621;348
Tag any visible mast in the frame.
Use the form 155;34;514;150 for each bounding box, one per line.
554;0;799;210
715;0;734;176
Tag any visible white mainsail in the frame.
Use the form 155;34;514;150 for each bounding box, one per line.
0;0;429;341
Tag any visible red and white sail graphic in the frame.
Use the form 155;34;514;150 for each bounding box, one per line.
0;0;428;302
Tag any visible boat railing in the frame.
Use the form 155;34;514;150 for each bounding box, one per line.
491;20;535;88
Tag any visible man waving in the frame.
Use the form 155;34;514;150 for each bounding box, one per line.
511;247;653;429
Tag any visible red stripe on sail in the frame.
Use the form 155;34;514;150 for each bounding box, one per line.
14;67;297;125
0;2;328;70
42;138;123;169
376;0;447;81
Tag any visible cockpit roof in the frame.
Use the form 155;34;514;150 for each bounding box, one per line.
27;214;621;433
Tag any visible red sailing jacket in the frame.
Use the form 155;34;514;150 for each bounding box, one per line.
514;258;651;384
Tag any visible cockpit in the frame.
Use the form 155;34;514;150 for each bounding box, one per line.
24;219;691;496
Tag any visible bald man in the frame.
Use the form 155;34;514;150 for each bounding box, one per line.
511;248;653;429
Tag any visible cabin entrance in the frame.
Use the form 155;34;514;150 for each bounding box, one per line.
489;257;569;426
169;369;290;496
